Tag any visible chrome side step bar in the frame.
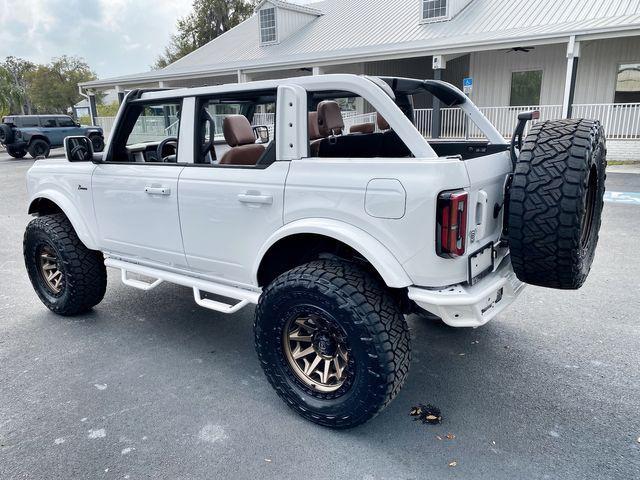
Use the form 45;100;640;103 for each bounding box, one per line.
105;258;261;314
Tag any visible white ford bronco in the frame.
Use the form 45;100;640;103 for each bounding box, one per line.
24;75;606;428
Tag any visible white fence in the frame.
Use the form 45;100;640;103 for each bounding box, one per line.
95;102;640;143
572;103;640;140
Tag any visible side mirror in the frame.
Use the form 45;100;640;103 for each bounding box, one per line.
75;122;81;127
253;125;270;144
64;136;94;162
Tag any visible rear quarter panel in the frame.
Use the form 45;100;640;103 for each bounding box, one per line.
284;157;469;287
284;152;512;287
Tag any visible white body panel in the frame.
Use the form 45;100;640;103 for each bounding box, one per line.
178;161;290;285
91;164;186;267
26;159;99;249
25;74;525;328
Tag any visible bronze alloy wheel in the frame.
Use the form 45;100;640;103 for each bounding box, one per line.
38;245;63;294
283;313;350;393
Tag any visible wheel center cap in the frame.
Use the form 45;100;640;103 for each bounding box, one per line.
313;332;337;358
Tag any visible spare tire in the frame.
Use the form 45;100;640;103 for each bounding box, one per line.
0;124;14;144
508;119;606;290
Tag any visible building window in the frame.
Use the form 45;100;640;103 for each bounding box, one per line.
510;70;543;106
259;7;277;44
422;0;448;20
614;63;640;103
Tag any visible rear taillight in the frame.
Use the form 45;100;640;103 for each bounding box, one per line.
436;190;468;258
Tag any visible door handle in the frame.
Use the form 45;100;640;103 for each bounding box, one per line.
237;193;273;205
145;186;171;196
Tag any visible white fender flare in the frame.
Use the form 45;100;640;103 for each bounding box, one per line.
28;190;99;250
253;218;413;288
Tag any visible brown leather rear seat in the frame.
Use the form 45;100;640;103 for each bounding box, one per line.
350;122;375;134
317;100;344;137
219;115;265;166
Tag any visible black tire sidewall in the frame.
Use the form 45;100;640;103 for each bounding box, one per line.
90;135;104;152
255;261;408;428
508;119;607;289
24;224;73;310
257;285;384;419
29;139;50;158
7;147;27;158
576;128;606;277
0;124;14;144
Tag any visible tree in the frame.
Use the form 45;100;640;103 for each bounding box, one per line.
26;56;98;114
154;0;255;69
0;56;35;114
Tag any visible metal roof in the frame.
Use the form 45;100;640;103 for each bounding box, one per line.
83;0;640;88
254;0;323;16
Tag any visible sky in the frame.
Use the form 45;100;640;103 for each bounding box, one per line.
0;0;194;80
0;0;318;81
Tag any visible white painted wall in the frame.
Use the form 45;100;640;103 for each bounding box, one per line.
607;140;640;162
469;44;567;107
574;36;640;104
259;2;318;45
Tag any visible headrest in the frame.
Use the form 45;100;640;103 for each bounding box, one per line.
377;113;390;131
223;115;256;147
317;101;344;136
350;122;375;134
308;112;322;140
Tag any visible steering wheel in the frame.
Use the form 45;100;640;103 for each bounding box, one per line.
157;137;178;162
70;143;89;162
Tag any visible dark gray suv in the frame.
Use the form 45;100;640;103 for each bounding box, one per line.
0;115;104;159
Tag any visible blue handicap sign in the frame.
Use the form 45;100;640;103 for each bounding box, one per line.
463;77;473;88
604;191;640;205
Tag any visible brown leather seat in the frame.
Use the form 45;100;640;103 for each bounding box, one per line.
377;113;390;131
308;112;322;141
219;115;265;166
317;100;344;136
309;111;324;157
350;122;375;134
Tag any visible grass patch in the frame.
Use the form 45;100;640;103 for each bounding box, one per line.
608;160;640;166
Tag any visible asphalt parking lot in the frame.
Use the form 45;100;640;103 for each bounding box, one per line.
1;152;639;480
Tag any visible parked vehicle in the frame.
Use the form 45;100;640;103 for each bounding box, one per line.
23;75;606;428
0;115;104;159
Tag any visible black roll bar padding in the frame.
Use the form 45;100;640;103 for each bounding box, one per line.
378;77;468;107
510;110;540;167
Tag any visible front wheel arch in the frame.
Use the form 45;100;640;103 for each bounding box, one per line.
27;195;99;250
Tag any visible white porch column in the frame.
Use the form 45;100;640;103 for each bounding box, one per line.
158;81;167;88
115;85;125;104
312;66;325;76
432;55;447;139
88;90;98;126
237;70;251;83
562;36;581;119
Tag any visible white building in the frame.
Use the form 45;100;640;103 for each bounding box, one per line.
81;0;640;159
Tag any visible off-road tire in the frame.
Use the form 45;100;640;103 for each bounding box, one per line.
255;259;411;429
508;119;606;289
24;214;107;316
0;124;14;144
6;147;27;158
89;134;105;152
28;139;50;159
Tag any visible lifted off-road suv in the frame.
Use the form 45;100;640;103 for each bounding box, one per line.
23;75;606;428
1;115;104;159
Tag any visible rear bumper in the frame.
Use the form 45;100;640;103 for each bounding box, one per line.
408;257;525;328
